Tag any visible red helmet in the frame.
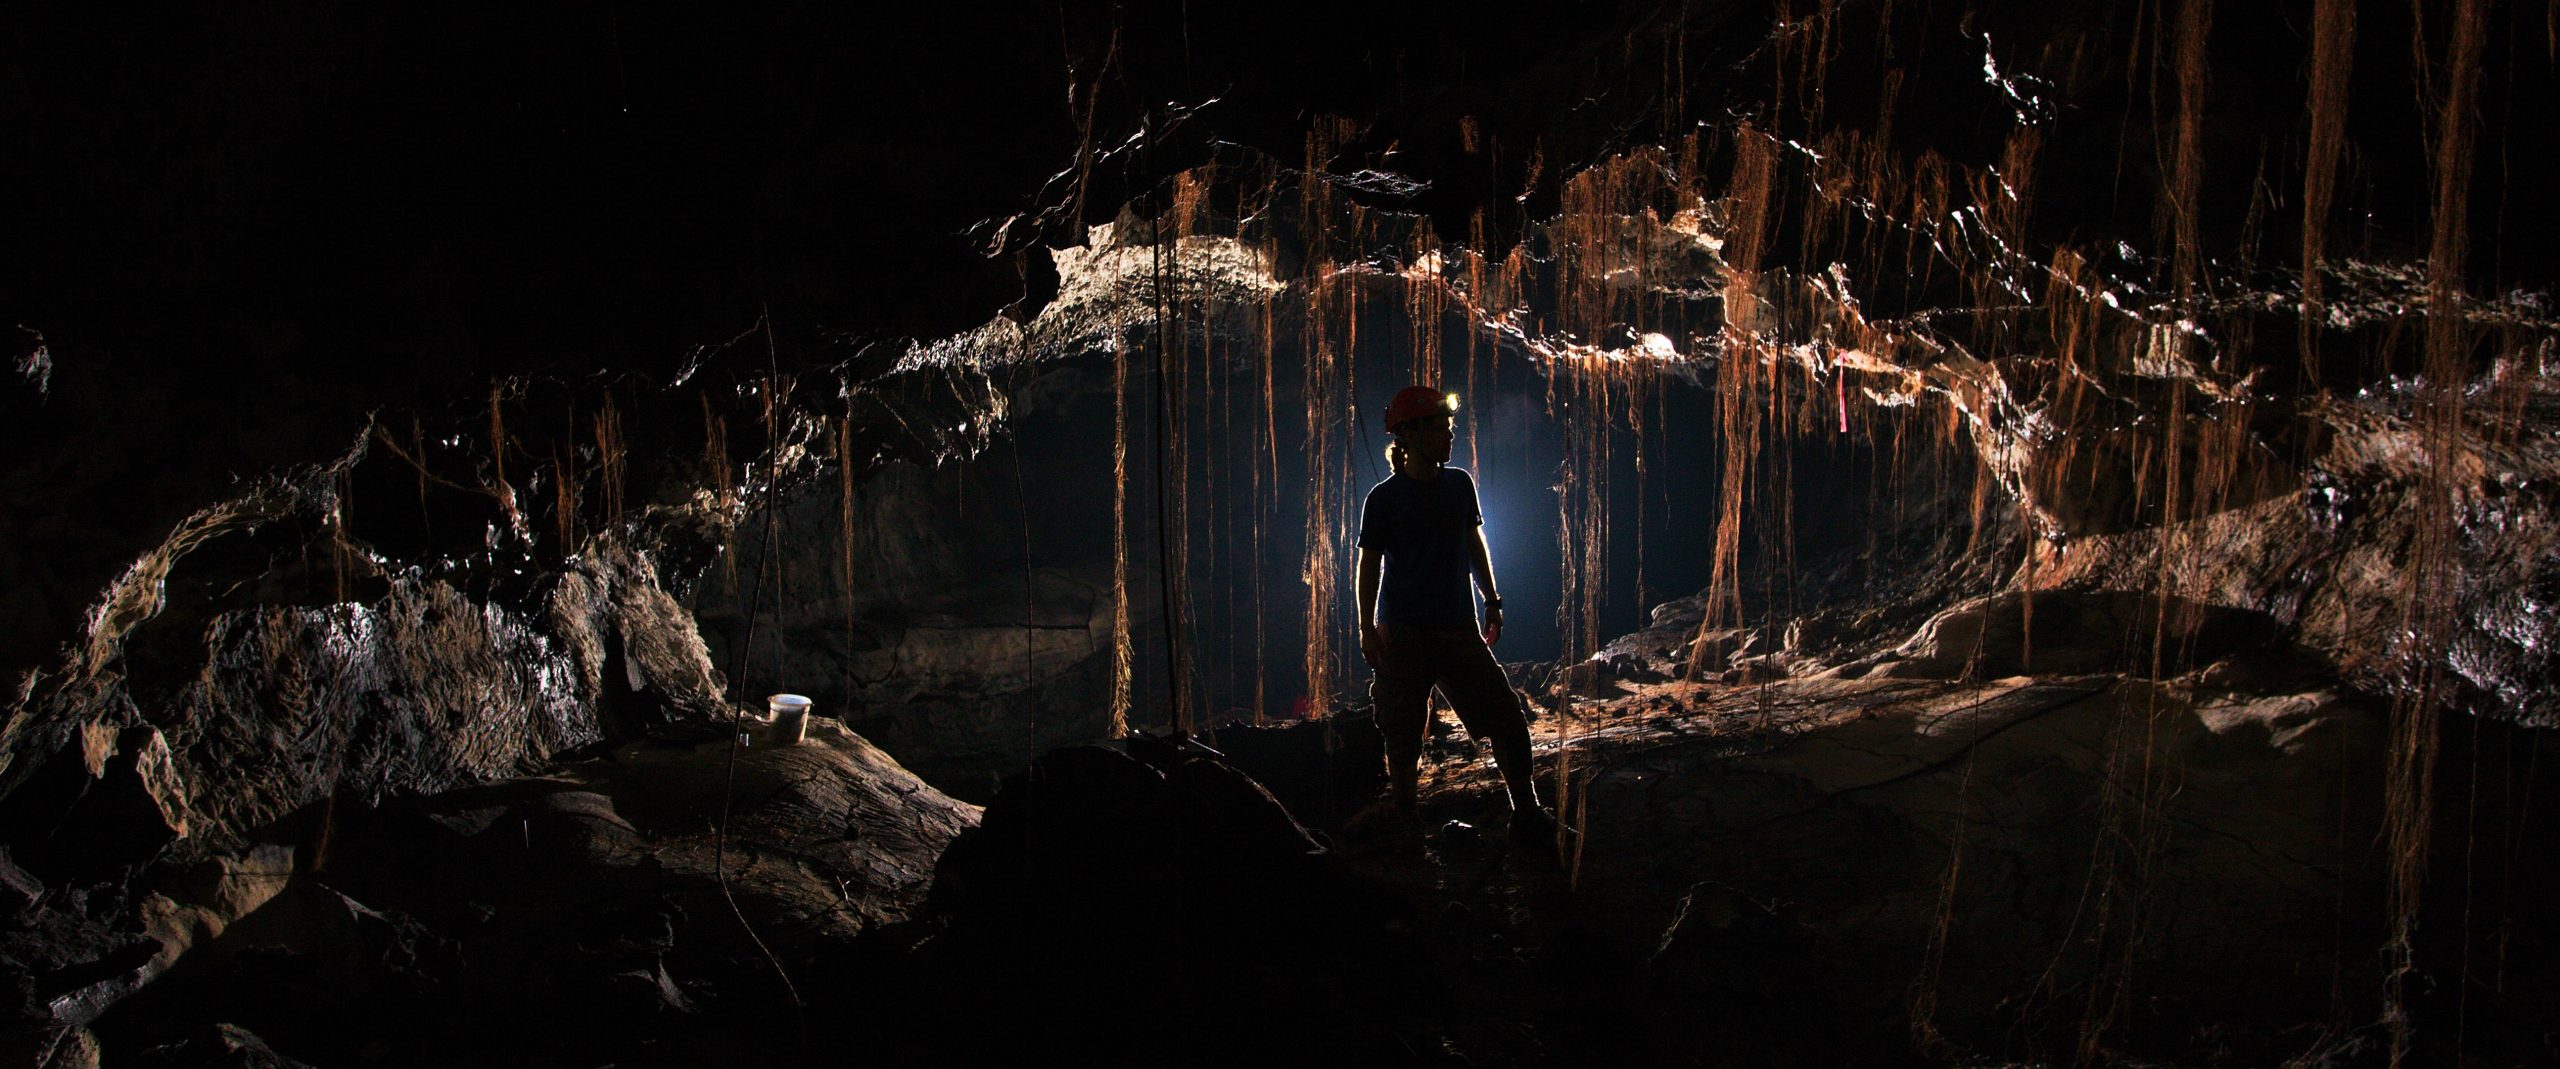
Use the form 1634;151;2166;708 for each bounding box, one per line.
1383;385;1458;433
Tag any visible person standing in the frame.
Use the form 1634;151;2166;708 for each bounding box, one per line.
1354;386;1556;846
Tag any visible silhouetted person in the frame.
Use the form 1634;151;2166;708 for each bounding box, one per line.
1354;386;1557;847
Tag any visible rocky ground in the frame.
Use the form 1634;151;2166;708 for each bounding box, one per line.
10;579;2558;1067
13;718;974;1069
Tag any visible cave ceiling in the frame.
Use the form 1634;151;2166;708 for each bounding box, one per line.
12;0;2554;697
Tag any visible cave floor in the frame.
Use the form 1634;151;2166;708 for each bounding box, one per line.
66;663;2545;1068
1321;677;1885;1067
1310;664;2428;1068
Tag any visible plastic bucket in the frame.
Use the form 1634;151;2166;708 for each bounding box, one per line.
766;693;812;746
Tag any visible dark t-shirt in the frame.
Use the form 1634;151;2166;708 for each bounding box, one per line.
1357;467;1484;629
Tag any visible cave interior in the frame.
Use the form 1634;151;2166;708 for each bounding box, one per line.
6;1;2560;1066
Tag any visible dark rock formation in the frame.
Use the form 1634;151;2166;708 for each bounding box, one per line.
886;743;1414;1064
126;1024;317;1069
1574;672;2385;1056
81;719;975;1068
0;346;1011;1051
0;852;39;920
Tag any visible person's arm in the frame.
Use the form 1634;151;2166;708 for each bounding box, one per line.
1469;527;1503;646
1357;546;1386;668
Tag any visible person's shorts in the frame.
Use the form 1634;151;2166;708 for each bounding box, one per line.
1368;625;1524;759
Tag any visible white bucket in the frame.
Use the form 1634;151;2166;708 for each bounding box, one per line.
766;693;812;746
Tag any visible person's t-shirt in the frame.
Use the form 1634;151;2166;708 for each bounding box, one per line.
1356;467;1484;629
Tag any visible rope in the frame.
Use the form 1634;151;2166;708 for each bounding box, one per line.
712;312;805;1010
1007;352;1042;773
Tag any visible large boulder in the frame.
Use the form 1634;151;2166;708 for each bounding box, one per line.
892;743;1415;1064
86;718;978;1068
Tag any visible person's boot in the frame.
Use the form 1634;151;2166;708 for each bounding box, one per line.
1498;767;1567;852
1508;804;1561;846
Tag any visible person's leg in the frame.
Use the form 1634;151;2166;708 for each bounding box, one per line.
1435;631;1541;814
1367;626;1433;812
